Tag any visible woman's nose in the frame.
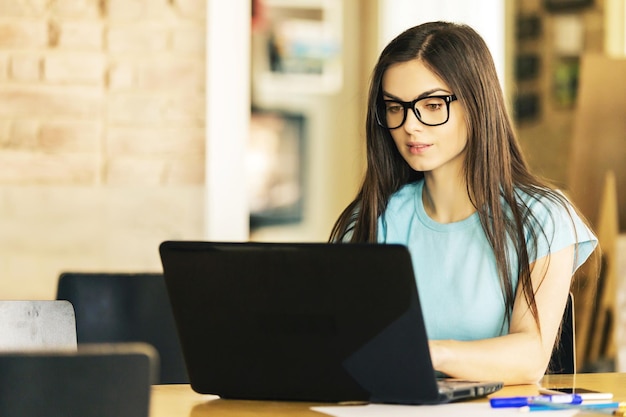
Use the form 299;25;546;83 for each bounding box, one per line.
403;108;424;132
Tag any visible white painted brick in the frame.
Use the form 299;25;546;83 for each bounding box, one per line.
107;94;170;125
0;0;209;301
0;20;48;48
106;126;204;156
49;0;102;18
9;54;41;81
43;53;106;84
0;0;48;17
108;93;204;126
104;157;168;185
106;0;172;21
57;20;104;50
136;57;204;90
105;0;146;20
107;61;135;89
165;155;204;184
0;54;8;81
106;24;170;53
10;119;39;149
0;150;98;184
0;119;10;146
172;25;205;54
172;0;206;20
0;87;104;119
165;94;205;124
39;121;101;152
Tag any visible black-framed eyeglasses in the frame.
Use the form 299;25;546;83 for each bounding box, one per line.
376;94;457;129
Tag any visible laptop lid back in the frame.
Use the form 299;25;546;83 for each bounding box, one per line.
159;241;441;404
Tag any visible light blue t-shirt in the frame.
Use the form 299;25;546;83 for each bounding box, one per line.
377;179;597;341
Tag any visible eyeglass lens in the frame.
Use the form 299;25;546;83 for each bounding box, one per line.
383;96;452;128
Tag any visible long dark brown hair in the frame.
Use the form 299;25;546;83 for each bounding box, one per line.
329;21;593;332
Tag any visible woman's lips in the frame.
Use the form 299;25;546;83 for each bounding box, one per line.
408;143;432;154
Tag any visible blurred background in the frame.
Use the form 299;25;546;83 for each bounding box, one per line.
0;0;624;371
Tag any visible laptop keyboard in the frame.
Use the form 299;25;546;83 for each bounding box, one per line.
438;378;501;397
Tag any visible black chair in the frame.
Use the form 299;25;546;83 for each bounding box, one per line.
0;343;156;417
547;292;575;374
56;272;188;384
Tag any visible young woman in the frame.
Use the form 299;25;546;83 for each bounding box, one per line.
329;21;597;385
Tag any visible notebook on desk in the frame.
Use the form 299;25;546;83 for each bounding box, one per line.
159;241;503;405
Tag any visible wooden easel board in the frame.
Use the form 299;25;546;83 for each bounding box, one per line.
567;53;625;370
567;54;626;232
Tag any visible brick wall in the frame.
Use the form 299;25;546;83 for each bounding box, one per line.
0;0;207;299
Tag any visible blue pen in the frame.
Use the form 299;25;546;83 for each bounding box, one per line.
526;401;620;413
490;394;583;408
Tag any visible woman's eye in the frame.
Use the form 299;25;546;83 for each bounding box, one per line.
421;99;444;111
386;104;403;113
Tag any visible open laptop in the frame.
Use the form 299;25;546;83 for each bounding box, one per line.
159;241;503;405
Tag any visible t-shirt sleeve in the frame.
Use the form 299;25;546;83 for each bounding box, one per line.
527;193;598;273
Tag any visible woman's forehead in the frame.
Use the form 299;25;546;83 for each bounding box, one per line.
382;60;451;99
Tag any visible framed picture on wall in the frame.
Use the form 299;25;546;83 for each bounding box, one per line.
515;54;541;81
247;108;306;229
516;15;542;40
514;93;541;123
553;56;580;108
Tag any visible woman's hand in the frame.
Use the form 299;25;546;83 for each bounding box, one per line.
427;245;575;385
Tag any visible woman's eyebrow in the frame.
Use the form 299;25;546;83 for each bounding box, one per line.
382;88;452;101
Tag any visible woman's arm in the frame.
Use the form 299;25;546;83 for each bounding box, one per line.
428;244;575;385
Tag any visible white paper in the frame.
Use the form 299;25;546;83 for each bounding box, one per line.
311;402;578;417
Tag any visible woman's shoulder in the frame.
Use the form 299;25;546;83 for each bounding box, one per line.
386;180;423;210
510;185;583;237
513;184;593;239
513;185;571;213
513;185;597;267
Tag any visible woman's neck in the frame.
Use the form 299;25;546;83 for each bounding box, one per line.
422;173;475;224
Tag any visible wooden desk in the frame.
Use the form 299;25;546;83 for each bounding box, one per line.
150;373;626;417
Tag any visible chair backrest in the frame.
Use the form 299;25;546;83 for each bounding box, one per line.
0;300;77;351
547;292;576;374
56;272;188;384
0;343;157;417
